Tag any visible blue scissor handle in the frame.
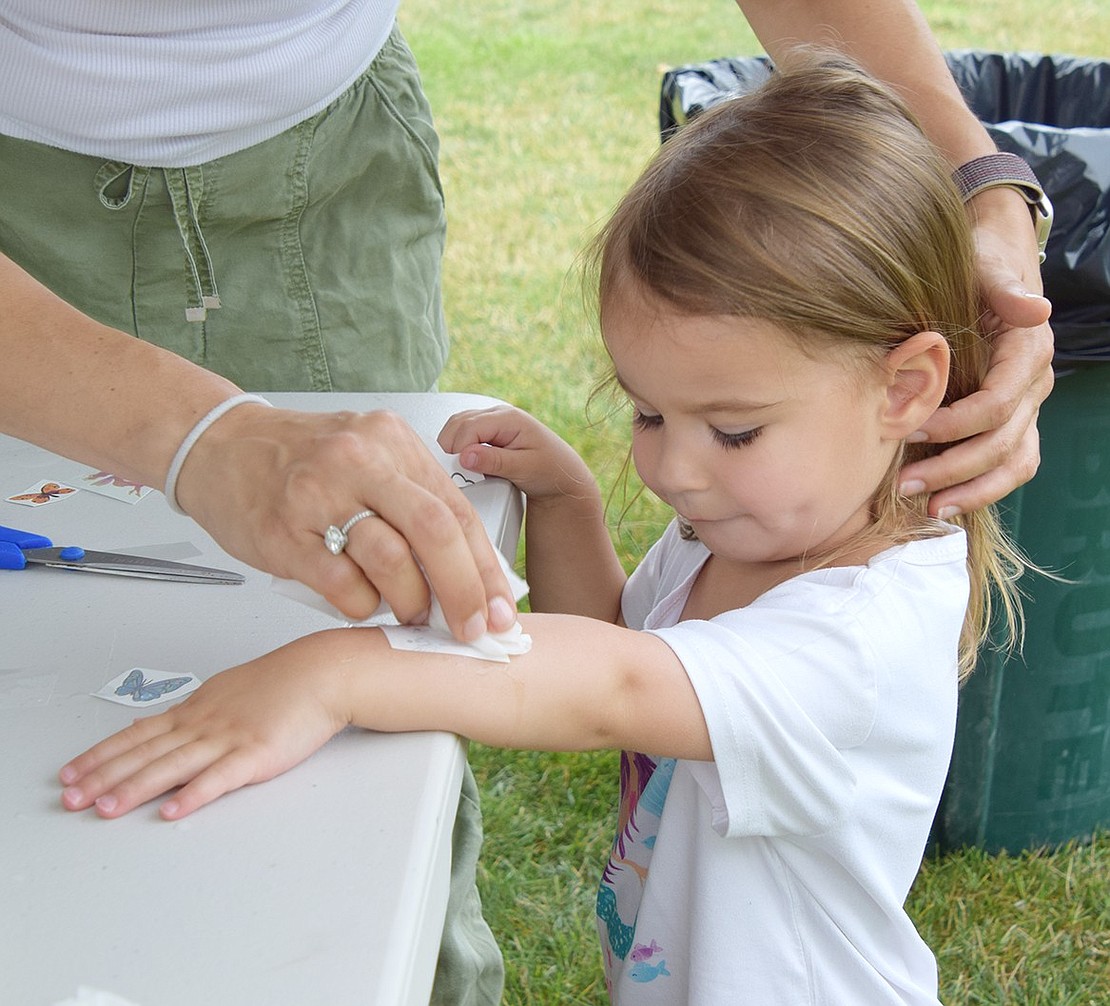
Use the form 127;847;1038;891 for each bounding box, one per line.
0;525;54;570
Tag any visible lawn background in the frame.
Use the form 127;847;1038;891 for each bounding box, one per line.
399;2;1109;1002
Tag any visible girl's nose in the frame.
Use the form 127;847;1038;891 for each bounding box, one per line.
650;434;712;496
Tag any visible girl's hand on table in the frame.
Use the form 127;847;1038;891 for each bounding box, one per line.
58;637;348;820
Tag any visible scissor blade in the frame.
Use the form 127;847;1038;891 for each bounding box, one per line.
20;548;245;584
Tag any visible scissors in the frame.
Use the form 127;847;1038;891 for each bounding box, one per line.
0;524;245;585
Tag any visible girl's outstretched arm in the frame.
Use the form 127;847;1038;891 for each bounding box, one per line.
440;407;628;621
59;615;709;820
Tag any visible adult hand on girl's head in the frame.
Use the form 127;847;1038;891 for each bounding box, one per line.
897;185;1055;517
175;406;517;641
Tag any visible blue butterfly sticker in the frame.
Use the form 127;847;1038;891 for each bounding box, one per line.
114;668;193;703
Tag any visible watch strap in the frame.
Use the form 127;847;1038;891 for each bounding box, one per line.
952;152;1053;262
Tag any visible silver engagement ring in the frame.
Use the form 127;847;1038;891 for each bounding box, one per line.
324;510;376;555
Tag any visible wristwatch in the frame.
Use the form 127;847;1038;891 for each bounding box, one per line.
952;152;1053;263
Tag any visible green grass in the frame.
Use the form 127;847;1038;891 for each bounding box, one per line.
400;2;1110;1001
913;839;1110;1004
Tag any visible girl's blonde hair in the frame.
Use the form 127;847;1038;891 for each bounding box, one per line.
587;51;1026;679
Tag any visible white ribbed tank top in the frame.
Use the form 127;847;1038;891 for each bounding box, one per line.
0;0;401;166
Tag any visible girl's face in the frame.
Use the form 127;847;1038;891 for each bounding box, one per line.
604;289;901;571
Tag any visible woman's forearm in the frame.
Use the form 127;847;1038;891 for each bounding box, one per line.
1;251;240;487
736;0;997;165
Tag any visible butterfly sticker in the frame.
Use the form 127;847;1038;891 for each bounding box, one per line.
6;482;79;507
95;667;201;707
115;668;193;702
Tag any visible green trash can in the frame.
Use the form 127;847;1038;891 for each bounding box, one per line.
931;362;1110;853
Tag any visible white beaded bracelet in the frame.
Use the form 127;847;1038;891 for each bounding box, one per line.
164;393;272;515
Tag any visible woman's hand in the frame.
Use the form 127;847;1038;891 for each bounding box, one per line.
899;186;1055;516
177;406;518;641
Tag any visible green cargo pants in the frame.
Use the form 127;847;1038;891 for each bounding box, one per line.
0;27;449;393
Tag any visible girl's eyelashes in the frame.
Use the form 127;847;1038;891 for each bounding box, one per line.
711;426;764;450
631;408;763;449
631;409;663;430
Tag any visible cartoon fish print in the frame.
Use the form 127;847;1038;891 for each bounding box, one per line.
115;669;192;703
631;940;664;962
615;751;655;854
628;959;671;983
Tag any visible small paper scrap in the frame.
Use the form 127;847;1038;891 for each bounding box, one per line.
380;616;531;663
79;470;155;504
425;439;485;487
94;667;201;707
6;481;79;507
273;549;531;663
52;987;142;1006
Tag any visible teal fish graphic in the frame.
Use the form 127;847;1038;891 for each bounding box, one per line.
628;959;671;983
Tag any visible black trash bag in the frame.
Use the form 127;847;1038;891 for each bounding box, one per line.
659;51;1110;360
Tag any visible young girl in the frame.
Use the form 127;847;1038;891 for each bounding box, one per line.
59;53;1024;1004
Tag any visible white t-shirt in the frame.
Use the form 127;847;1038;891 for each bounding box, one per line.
599;520;968;1005
0;1;401;166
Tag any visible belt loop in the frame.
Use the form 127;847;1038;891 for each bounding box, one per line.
95;161;147;210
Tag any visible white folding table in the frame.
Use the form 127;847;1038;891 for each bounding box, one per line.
0;392;523;1006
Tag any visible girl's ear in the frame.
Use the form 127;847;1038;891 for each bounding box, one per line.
880;331;950;440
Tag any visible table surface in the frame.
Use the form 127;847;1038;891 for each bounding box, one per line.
0;392;523;1006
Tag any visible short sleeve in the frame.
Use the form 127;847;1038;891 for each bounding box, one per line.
649;609;870;838
644;532;968;840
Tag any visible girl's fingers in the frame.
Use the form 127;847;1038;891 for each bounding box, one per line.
62;733;223;817
159;746;274;819
59;714;176;790
437;406;529;455
59;643;348;820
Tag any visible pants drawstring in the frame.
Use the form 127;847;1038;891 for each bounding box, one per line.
164;166;221;322
95;161;222;322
